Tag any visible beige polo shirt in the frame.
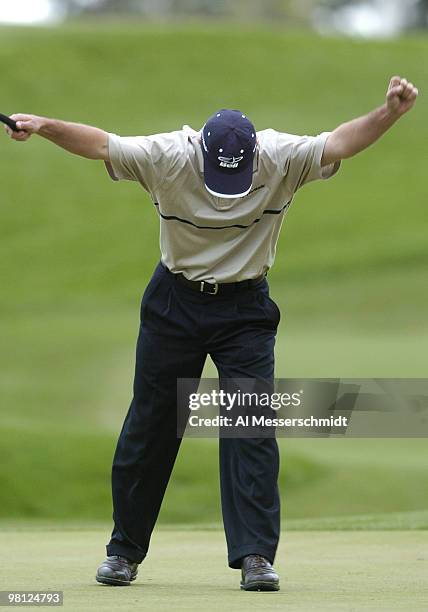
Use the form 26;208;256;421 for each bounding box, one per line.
106;125;340;283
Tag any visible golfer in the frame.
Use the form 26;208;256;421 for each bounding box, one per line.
5;76;418;592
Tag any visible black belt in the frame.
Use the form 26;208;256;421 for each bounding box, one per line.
163;264;266;295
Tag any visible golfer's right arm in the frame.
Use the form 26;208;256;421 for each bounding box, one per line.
4;114;109;161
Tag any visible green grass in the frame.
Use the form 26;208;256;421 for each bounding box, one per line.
2;510;428;533
0;24;427;523
1;426;427;524
285;510;428;531
1;526;427;611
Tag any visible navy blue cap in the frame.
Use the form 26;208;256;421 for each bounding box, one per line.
201;109;257;199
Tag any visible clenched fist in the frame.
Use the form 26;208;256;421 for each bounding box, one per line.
386;76;419;117
3;114;45;141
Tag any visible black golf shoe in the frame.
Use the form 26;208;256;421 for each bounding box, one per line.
240;554;280;591
96;555;139;586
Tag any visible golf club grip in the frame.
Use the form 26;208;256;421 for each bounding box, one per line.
0;113;18;132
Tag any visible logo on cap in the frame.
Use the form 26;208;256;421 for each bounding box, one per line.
218;155;243;168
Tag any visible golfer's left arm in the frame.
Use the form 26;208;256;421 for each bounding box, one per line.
321;77;419;167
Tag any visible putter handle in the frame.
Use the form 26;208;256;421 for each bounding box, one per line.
0;113;18;132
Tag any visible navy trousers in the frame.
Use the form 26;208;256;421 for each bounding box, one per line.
106;262;281;568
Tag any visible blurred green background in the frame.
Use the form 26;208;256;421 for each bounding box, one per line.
0;24;427;528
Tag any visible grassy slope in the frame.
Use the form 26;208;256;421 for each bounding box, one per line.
0;25;427;523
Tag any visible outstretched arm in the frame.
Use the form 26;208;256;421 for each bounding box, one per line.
3;114;109;161
321;76;419;167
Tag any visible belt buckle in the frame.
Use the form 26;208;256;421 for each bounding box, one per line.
200;281;219;295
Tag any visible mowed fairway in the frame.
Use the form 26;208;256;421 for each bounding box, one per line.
1;525;427;611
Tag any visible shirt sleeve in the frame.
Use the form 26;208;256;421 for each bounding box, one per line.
276;131;341;192
105;131;183;194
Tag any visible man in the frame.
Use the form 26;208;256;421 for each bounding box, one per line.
5;76;418;592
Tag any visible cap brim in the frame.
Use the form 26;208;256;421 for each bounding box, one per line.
203;160;252;199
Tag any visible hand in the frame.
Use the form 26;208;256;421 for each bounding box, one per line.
3;113;45;142
386;76;419;117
